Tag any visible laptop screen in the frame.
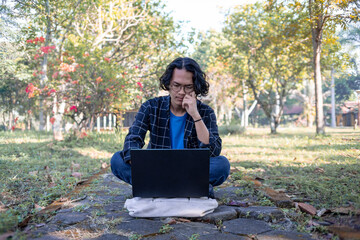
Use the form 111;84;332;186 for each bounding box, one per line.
130;149;210;198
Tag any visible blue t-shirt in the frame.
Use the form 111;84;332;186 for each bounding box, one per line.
170;111;187;149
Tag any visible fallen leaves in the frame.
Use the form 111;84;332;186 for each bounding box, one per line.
330;206;360;215
71;172;83;179
297;202;317;216
314;167;325;173
328;226;360;240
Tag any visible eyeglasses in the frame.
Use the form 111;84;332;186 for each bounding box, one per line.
170;83;194;94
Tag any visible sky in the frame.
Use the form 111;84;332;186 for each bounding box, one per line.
163;0;259;33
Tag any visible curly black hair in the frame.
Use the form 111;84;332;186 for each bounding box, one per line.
159;57;209;97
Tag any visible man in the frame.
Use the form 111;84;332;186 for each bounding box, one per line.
111;57;230;198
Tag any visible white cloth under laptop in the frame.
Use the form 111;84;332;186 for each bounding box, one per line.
124;197;218;217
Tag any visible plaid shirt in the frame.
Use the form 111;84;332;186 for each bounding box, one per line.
120;95;222;163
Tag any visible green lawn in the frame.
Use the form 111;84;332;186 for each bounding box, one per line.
223;127;360;209
0;127;359;234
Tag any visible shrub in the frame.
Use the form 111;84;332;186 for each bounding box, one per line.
218;124;245;135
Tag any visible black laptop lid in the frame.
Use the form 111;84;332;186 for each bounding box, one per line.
130;149;210;198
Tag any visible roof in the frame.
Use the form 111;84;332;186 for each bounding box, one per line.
283;105;303;115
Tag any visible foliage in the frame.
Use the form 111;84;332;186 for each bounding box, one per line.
224;3;309;133
2;0;181;131
218;123;245;136
193;30;242;125
281;0;359;134
0;16;33;129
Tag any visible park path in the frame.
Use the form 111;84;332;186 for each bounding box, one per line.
26;170;315;240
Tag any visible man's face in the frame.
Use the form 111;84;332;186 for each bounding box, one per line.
169;68;194;109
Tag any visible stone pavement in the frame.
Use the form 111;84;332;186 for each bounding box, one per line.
27;172;315;240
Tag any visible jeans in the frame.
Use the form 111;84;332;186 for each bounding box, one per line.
110;151;230;187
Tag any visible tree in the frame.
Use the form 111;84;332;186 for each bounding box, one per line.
53;0;180;132
224;3;309;133
5;0;180;135
2;0;92;131
0;9;32;130
274;0;360;134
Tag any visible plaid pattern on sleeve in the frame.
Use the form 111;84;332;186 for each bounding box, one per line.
120;95;222;163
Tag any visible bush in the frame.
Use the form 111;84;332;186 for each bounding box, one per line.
218;124;245;135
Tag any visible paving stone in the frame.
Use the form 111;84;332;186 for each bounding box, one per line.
27;172;313;240
115;218;165;236
27;225;62;240
28;235;63;240
86;233;128;240
223;218;272;235
50;212;88;226
215;187;256;202
201;205;238;223
199;232;251;240
235;206;284;222
147;221;218;240
257;230;314;240
104;210;134;222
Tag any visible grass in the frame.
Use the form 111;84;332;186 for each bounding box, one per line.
0;127;359;235
223;127;360;209
0;130;125;234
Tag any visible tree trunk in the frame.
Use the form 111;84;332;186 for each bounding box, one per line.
89;115;95;131
270;116;277;134
39;0;52;131
8;111;13;130
53;95;65;141
312;29;325;134
309;0;325;134
241;80;248;127
331;67;336;127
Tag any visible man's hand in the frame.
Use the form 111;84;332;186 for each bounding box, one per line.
182;92;200;119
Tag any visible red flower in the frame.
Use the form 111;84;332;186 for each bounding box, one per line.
137;82;143;89
85;95;91;99
47;89;56;96
25;83;35;93
135;65;139;69
106;88;111;92
80;132;88;138
70;106;78;112
104;57;110;63
39;36;45;43
52;72;58;79
26;39;33;44
50;117;55;124
96;77;103;83
11;126;15;131
14;117;19;123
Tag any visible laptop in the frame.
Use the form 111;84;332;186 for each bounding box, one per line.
130;149;210;198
